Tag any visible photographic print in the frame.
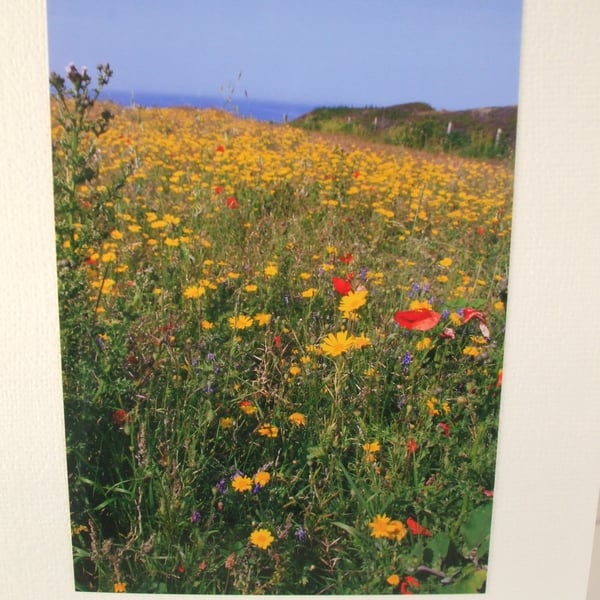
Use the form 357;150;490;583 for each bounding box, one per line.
46;0;523;594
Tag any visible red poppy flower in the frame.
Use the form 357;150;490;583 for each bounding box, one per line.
394;309;441;331
440;327;455;339
332;277;353;296
483;489;494;497
226;196;239;209
407;439;417;455
111;409;129;427
338;253;353;264
406;517;430;536
496;369;503;388
214;185;223;194
216;145;225;152
438;422;450;437
462;308;486;324
274;334;281;350
400;575;420;594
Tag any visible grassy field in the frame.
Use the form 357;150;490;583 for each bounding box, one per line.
52;67;512;594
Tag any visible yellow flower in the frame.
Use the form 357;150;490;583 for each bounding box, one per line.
301;287;318;298
426;398;440;416
264;264;278;277
239;401;257;415
101;251;117;263
494;300;505;311
228;315;254;329
338;290;368;314
254;313;272;326
368;514;391;538
231;474;253;493
249;528;274;550
387;574;400;586
462;346;481;357
244;284;258;292
257;423;279;438
128;224;141;233
201;320;214;330
289;412;307;427
416;337;432;351
219;417;234;429
101;278;115;294
320;330;354;357
253;471;271;487
299;272;311;280
439;257;453;268
164;237;180;247
387;519;407;542
110;230;124;240
350;334;372;350
362;441;381;453
449;312;462;326
183;285;206;299
289;365;301;376
113;582;127;593
409;299;432;310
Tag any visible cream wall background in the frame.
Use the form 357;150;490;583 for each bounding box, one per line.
1;1;599;599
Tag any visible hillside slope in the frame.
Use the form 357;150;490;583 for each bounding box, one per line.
292;102;518;159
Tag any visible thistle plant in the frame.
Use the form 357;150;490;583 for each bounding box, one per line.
50;64;113;215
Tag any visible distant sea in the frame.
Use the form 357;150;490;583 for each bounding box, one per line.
104;90;317;123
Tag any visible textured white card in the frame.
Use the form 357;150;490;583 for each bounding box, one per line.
1;1;599;599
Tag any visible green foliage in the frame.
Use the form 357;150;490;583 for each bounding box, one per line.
294;102;517;160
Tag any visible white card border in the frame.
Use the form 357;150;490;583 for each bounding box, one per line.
1;1;599;598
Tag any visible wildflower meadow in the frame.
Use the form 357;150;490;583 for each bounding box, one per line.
52;65;512;594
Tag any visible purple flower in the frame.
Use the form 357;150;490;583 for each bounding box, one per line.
216;479;227;494
295;527;307;542
401;351;413;374
190;510;202;524
409;282;421;298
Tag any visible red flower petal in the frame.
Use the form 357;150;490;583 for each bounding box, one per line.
394;309;441;331
462;308;486;324
338;253;353;264
226;196;239;209
111;409;129;426
332;277;353;296
406;517;430;536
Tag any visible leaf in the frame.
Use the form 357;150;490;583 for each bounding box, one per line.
446;567;487;593
461;502;492;550
332;521;364;541
427;531;450;564
339;463;369;512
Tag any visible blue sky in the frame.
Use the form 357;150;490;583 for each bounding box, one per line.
46;0;522;110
